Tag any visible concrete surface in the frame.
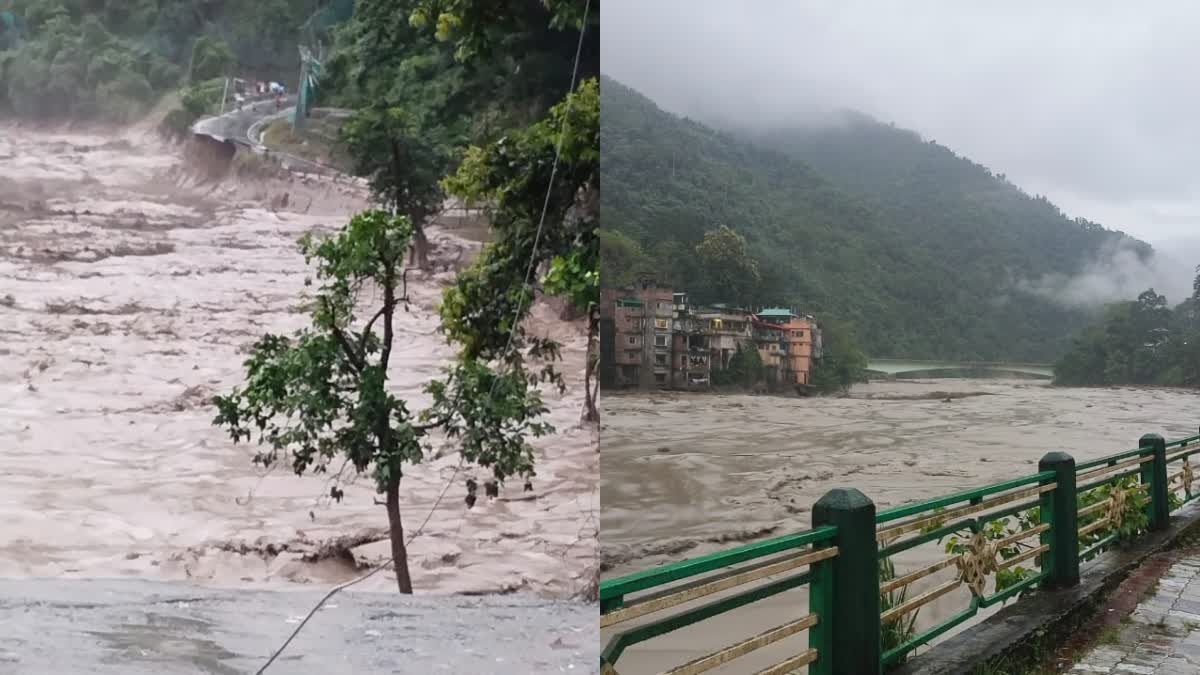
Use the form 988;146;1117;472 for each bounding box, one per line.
0;578;597;674
192;96;297;147
1068;557;1200;674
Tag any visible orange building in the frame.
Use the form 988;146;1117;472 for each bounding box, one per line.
754;308;820;385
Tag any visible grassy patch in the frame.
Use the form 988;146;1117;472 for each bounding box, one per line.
260;113;354;173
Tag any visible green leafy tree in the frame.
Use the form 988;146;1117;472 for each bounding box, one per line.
694;225;762;306
341;106;448;268
440;77;599;420
1054;282;1200;388
719;344;764;388
599;229;652;289
212;210;554;593
189;35;234;82
810;318;868;393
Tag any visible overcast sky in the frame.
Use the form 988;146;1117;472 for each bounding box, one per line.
602;1;1200;245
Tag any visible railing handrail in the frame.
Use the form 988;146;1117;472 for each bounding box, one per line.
1075;445;1149;471
599;525;837;601
1167;433;1200;449
875;471;1055;524
601;428;1200;674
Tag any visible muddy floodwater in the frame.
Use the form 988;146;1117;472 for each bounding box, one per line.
0;123;597;605
601;379;1200;672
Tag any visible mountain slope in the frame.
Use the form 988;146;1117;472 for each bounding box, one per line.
600;76;1147;362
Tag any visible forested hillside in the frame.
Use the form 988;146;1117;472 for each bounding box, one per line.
1054;283;1200;388
0;0;334;123
601;76;1148;362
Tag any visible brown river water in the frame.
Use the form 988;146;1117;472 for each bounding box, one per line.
0;124;597;598
601;379;1200;672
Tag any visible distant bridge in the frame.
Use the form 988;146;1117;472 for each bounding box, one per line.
866;358;1054;379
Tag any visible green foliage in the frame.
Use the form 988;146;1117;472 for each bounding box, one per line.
340;105;448;229
212;209;558;591
440;77;599;364
188;35;234;82
711;345;764;388
212;210;425;487
879;555;918;658
810;318;869;393
1076;477;1150;560
693;225;761;307
1;7;174;122
602;77;1149;362
1054;283;1200;388
916;476;1152;607
159;77;224;138
408;0;599;73
1;0;340;124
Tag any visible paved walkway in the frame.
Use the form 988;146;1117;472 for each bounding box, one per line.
1069;556;1200;674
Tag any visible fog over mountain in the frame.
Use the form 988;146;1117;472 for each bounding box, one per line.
602;0;1200;284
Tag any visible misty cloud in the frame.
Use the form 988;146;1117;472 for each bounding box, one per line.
1015;241;1195;308
602;1;1200;242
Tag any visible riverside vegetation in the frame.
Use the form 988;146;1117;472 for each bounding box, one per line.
1054;270;1200;388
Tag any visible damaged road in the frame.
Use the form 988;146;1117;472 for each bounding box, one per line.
0;577;596;673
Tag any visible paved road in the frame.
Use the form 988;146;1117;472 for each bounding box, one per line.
1068;556;1200;675
0;578;596;674
192;96;297;146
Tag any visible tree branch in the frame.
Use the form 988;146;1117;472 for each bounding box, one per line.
381;266;396;372
359;306;387;354
318;297;366;373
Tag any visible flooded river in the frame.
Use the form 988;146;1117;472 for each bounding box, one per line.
601;379;1200;672
0;123;597;669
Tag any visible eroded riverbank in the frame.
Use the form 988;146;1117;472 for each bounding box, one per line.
0;124;597;597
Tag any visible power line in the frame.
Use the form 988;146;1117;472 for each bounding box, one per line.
253;1;593;671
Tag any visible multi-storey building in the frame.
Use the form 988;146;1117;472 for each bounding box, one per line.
756;308;822;385
695;305;754;371
599;284;822;392
670;292;711;388
599;277;674;389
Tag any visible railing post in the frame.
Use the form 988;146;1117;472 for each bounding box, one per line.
812;488;881;675
808;546;834;675
1038;451;1079;589
1140;433;1169;531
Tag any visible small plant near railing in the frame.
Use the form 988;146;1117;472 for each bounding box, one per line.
948;515;1039;596
915;507;1041;602
879;555;918;655
1077;477;1149;553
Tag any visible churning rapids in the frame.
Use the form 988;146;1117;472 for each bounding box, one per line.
0;124;597;671
601;379;1200;673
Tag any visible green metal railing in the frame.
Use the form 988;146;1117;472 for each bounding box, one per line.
600;526;840;674
600;428;1200;674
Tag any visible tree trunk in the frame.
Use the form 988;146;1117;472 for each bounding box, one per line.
385;476;414;594
582;304;599;424
409;224;430;269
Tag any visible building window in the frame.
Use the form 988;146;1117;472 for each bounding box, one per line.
655;319;668;329
655;372;667;384
658;301;669;310
655;353;667;366
654;335;668;347
627;336;637;345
